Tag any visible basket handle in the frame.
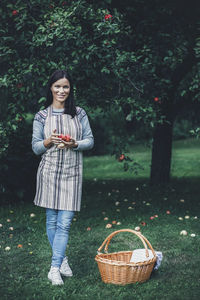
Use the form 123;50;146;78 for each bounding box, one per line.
97;229;156;258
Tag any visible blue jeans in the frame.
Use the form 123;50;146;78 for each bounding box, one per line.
46;208;75;267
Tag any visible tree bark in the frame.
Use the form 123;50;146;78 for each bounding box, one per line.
150;120;174;185
150;47;197;185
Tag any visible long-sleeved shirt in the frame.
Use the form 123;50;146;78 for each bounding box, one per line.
32;106;94;155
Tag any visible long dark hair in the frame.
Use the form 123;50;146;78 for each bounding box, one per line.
46;70;77;118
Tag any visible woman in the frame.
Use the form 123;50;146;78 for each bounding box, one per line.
32;70;94;285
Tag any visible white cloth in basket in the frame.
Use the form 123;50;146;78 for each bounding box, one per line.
130;249;163;270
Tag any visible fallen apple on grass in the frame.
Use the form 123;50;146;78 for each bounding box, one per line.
106;223;112;228
180;230;187;236
135;226;140;231
141;221;146;226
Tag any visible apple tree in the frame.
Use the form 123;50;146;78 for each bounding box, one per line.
0;0;200;201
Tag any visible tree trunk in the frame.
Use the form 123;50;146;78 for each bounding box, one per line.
150;120;174;185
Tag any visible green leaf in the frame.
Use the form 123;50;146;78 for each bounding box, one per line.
38;97;46;103
168;50;173;56
126;113;132;121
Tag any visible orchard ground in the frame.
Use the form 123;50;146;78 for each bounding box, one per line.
0;139;199;300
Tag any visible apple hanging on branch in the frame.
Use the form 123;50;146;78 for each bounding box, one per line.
115;152;144;174
118;154;125;162
57;134;72;149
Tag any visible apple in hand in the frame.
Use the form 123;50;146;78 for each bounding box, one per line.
63;134;71;142
58;134;71;142
57;142;66;149
57;134;72;149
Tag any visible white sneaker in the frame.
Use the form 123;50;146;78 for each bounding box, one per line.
60;257;73;277
48;266;64;285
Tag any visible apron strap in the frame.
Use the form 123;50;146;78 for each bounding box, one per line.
47;105;52;117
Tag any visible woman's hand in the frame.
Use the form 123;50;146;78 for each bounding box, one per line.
60;138;78;149
43;129;62;148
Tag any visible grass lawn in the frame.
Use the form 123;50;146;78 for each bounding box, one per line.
0;139;199;300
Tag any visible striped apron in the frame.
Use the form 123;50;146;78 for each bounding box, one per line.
34;106;83;211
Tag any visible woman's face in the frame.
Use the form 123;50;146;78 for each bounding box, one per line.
50;77;70;106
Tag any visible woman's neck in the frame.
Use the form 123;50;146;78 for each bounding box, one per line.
52;102;65;109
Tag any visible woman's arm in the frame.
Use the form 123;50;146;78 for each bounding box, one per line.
73;112;94;151
32;119;48;155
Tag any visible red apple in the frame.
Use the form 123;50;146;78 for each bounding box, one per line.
58;134;64;139
62;134;71;142
141;221;146;226
58;134;71;142
118;154;125;162
12;10;18;16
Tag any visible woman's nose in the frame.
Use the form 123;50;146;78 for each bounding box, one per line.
58;87;65;93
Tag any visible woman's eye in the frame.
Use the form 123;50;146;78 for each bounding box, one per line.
54;85;69;89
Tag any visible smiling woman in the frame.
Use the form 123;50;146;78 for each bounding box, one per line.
31;70;94;285
50;78;70;107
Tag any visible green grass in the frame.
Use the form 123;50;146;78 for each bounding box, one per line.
0;139;200;300
83;138;200;180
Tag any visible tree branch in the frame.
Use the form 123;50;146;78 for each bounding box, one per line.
127;76;144;94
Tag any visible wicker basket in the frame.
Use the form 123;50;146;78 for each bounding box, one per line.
95;229;157;285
